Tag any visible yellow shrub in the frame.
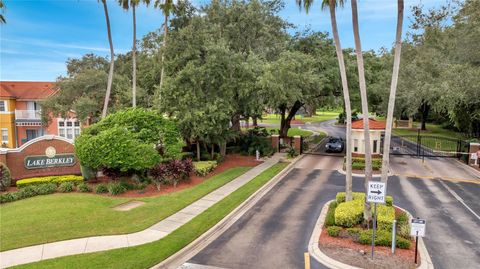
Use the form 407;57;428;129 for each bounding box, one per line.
16;175;84;188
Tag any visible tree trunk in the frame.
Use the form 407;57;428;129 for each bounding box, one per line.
196;141;201;161
132;4;137;107
220;141;227;157
280;101;303;138
245;117;249;129
351;0;373;222
211;144;215;160
329;0;353;201
253;116;258;127
158;13;169;102
231;114;241;132
420;102;429;131
381;0;404;184
101;0;115;119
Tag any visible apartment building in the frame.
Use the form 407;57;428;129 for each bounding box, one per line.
0;81;81;148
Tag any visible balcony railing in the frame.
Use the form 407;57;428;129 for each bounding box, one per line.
15;110;42;120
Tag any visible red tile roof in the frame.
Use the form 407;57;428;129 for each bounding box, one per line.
0;81;58;100
352;118;386;130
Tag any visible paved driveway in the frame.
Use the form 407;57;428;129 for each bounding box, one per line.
181;154;480;269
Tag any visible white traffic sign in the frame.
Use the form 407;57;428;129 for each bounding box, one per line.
471;153;478;160
410;219;426;237
367;181;386;204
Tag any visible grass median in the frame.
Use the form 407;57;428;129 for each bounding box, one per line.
0;167;250;251
13;162;288;269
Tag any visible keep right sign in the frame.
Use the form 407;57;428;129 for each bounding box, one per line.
410;219;426;237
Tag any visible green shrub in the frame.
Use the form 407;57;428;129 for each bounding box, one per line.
327;226;342;237
0;192;20;203
0;162;12;191
376;205;396;231
80;165;97;181
398;221;411;239
35;183;57;195
76;108;185;174
396;237;411;249
336;192;365;204
358;230;392;246
58;182;75;193
18;186;37;198
397;211;409;225
386;196;393;206
325;201;338;227
16;175;83;188
334;199;364;227
286;146;298;158
193;161;217;176
119;181;135;190
95;184;108;194
108;183;127;195
237;127;274;157
347;227;362;237
77;182;91;193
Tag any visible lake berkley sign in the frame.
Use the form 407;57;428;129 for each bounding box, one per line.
24;154;76;169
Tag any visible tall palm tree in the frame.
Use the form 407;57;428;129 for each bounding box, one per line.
155;0;175;101
381;0;404;183
118;0;146;107
100;0;115;119
296;0;353;201
0;0;6;24
350;0;372;221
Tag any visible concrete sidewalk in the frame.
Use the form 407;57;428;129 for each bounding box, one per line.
0;154;283;268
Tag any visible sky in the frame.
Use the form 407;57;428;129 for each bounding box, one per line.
0;0;442;81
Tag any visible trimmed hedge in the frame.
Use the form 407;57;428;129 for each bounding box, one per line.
358;230;411;249
16;175;84;188
193;161;217;176
0;162;12;191
376;204;396;231
327;226;342;237
0;183;57;204
334;199;364;227
58;182;75;193
325;201;338;227
336;192;365;204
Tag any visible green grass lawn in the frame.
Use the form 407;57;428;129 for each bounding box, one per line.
393;123;465;139
0;167;250;251
266;127;314;137
13;163;288;269
259;111;339;125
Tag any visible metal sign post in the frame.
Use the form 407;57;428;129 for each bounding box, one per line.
411;218;426;264
367;181;386;259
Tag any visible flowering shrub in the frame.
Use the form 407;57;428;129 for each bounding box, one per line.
150;159;194;191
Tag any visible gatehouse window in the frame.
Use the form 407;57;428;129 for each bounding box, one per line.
58;119;81;140
354;139;358;152
0;100;6;112
373;140;378;153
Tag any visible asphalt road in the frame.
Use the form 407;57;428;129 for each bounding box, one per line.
182;155;480;269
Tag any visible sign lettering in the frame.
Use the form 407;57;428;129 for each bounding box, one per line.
24;154;76;169
367;181;386;204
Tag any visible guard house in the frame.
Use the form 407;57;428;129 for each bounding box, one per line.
351;119;386;157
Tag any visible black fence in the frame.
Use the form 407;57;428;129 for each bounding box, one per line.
383;134;470;160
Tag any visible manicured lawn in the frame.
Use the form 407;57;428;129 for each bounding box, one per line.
393;123;466;139
259;111;339;125
13;163;288;269
266;127;314;137
0;167;250;251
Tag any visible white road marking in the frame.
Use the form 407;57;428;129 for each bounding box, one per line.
177;263;227;269
438;180;480;221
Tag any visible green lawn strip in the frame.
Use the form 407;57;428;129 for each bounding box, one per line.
13;163;288;269
266;128;313;137
259;112;339;125
0;167;250;251
393;123;465;139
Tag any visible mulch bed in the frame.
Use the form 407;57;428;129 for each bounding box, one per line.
101;154;260;198
319;216;419;269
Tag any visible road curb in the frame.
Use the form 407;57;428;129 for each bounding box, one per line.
151;153;306;269
308;200;434;269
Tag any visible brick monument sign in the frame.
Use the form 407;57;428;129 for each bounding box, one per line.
0;135;81;183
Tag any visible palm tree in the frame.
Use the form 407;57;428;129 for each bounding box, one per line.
381;0;404;183
118;0;146;107
297;0;353;201
350;0;372;221
155;0;175;101
0;0;6;24
100;0;115;119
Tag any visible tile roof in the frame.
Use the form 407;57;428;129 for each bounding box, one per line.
0;81;58;100
352;118;386;130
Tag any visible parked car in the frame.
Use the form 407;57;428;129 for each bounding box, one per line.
325;137;344;153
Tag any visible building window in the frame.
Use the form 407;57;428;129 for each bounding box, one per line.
0;100;6;112
354;139;358;152
58;119;81;140
373;140;378;153
1;128;8;144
